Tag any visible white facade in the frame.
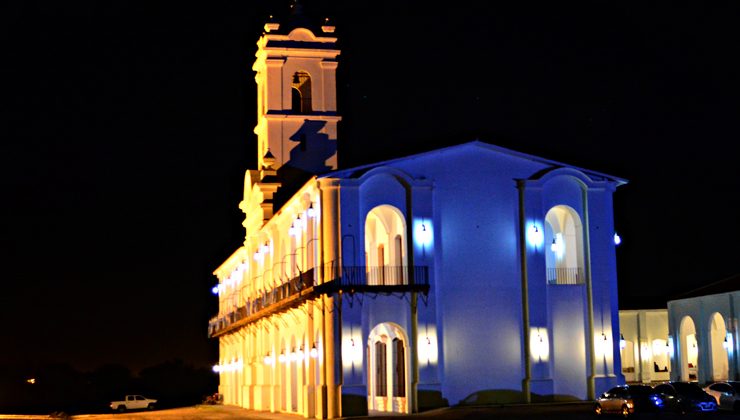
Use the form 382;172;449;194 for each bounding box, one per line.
618;309;671;383
667;290;740;384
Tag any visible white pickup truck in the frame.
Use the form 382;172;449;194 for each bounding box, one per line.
109;394;157;412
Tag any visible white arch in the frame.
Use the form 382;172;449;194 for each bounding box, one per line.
679;316;698;382
544;205;585;284
365;205;408;285
709;312;729;381
367;322;410;414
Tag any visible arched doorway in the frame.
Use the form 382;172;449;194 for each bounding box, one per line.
544;205;585;285
680;316;699;382
710;312;729;381
365;205;407;285
367;323;409;414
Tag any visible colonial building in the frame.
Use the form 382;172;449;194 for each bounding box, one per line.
618;274;740;385
208;5;626;418
665;274;740;384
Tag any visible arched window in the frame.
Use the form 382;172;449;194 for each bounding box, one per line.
392;338;406;397
545;205;585;285
365;205;408;285
375;340;387;397
291;71;312;113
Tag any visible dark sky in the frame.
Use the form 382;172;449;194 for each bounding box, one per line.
2;1;739;373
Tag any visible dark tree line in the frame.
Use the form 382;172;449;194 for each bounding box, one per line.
0;359;218;415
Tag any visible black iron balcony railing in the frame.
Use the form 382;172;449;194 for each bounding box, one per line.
546;267;584;285
208;263;429;338
323;263;429;292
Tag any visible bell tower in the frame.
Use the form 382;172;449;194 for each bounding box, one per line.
252;2;341;178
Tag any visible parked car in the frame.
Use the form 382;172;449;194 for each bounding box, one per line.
653;381;718;413
704;381;740;411
594;384;665;416
109;394;157;412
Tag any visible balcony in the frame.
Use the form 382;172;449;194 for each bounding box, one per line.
208;263;429;338
316;264;429;294
546;267;584;285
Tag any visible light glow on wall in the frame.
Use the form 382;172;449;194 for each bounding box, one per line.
596;332;613;359
527;222;544;248
725;333;734;352
341;332;363;369
417;327;438;365
530;327;549;362
642;342;653;359
413;219;433;248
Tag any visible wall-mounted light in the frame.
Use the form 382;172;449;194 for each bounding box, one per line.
415;219;432;247
530;327;549;362
724;333;733;352
614;232;622;246
261;242;270;254
551;233;564;258
620;333;626;350
212;286;220;295
213;359;243;373
278;350;286;364
342;331;363;370
289;222;298;237
527;223;544;248
296;346;304;361
596;332;612;359
307;202;316;218
253;250;263;262
310;343;318;359
418;328;438;365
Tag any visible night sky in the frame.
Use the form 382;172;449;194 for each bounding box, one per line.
2;2;739;373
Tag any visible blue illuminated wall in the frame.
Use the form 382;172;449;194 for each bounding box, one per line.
326;141;625;407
